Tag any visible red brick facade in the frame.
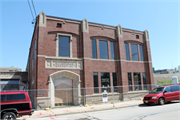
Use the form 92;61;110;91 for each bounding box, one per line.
27;12;154;99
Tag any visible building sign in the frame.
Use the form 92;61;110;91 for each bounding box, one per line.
38;91;44;95
45;58;83;70
102;78;109;82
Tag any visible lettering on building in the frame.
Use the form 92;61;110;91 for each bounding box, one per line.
45;58;83;70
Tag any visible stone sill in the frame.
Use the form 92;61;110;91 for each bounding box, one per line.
37;97;50;99
79;93;120;97
127;90;149;94
45;56;82;61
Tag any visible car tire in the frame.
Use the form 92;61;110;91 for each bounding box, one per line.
2;112;16;120
159;98;165;105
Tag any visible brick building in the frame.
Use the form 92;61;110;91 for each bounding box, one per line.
27;11;154;108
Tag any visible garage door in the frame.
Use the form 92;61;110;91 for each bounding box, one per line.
0;79;20;91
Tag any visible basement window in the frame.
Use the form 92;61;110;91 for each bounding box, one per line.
136;35;139;39
57;23;62;28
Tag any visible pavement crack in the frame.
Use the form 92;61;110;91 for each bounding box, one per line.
79;112;101;120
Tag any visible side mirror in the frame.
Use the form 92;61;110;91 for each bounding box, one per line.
163;90;167;94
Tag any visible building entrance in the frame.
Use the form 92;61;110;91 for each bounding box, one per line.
54;77;73;106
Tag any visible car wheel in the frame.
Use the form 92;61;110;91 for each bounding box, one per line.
159;98;165;105
2;112;16;120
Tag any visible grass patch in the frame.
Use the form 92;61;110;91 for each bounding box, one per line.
156;80;180;86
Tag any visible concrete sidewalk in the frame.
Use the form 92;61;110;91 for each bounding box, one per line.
20;100;143;119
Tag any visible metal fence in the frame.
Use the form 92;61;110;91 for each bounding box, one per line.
1;84;179;110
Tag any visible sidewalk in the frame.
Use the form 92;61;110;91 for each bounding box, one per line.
20;100;143;119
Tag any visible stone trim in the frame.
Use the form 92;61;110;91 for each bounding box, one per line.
66;20;81;24
56;33;73;58
127;90;149;94
103;26;116;30
116;24;123;37
37;55;46;57
39;11;46;27
46;56;82;61
49;70;81;107
46;17;144;34
38;55;151;63
46;17;81;24
125;60;152;63
36;97;49;99
144;30;149;41
81;18;89;33
123;29;133;33
47;17;64;22
89;23;102;27
45;57;83;70
122;30;144;35
134;32;144;35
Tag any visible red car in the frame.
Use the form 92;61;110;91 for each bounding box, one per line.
0;91;34;120
143;85;180;105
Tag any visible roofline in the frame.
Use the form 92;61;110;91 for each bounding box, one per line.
46;15;144;33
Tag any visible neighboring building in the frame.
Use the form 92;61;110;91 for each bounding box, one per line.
154;73;179;85
154;69;169;74
0;67;22;72
27;11;154;108
0;72;28;91
154;68;178;74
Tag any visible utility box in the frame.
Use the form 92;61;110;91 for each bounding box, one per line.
172;76;178;84
102;90;108;102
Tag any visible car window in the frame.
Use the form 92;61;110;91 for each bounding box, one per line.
1;94;26;101
150;87;164;94
170;86;180;92
1;95;6;101
164;87;171;93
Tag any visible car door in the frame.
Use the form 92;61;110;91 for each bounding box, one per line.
163;87;172;102
170;86;180;100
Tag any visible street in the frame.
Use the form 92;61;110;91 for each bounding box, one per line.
25;101;180;120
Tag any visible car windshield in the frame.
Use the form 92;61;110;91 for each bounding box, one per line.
150;87;164;94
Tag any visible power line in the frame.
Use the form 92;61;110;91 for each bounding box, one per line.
27;0;34;20
31;0;37;17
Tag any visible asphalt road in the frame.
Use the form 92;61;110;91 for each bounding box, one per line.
26;101;180;120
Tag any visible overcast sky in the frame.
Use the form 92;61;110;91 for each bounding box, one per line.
0;0;179;71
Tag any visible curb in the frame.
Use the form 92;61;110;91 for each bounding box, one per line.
55;103;140;117
26;102;142;119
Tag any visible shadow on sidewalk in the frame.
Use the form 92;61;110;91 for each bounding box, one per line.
138;101;180;107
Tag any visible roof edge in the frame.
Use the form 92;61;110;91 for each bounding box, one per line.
46;15;144;33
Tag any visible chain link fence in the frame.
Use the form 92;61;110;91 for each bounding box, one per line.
1;83;180;110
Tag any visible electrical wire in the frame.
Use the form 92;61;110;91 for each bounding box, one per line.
31;0;37;17
27;0;34;20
